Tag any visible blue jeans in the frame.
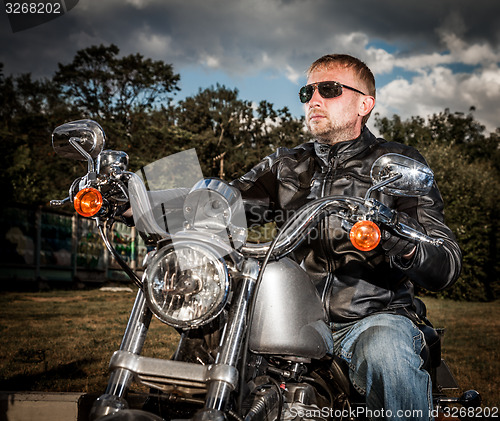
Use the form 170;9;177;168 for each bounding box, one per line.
332;313;433;421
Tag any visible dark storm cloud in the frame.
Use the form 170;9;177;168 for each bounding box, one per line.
339;0;500;48
1;0;499;130
1;0;499;77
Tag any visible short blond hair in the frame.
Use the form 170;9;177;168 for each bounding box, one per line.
308;54;376;125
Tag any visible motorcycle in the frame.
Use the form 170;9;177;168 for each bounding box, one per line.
50;119;481;421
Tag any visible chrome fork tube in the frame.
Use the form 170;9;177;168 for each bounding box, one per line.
90;289;152;420
204;258;260;411
107;289;152;395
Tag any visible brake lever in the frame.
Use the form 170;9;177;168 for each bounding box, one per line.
394;223;444;247
365;199;444;247
50;197;70;207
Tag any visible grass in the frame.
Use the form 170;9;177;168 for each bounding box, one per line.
0;290;498;408
0;289;179;394
423;297;499;408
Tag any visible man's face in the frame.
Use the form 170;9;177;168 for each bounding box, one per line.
304;65;372;144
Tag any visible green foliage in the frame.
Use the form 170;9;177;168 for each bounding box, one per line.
53;44;180;122
375;110;500;301
0;69;81;205
0;46;310;207
171;84;310;180
420;142;499;301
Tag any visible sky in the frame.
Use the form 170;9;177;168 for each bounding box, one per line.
1;0;500;134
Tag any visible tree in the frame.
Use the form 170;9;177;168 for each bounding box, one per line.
173;85;311;179
173;84;253;178
125;107;196;171
53;44;180;124
375;108;500;170
418;141;499;300
0;44;182;205
0;67;80;205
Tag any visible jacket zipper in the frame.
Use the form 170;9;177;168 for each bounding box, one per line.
320;154;341;278
321;154;340;197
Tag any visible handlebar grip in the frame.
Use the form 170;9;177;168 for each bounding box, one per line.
396;223;444;247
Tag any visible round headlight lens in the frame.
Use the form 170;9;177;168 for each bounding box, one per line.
143;242;229;329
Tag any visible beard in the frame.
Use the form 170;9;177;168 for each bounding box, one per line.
306;110;358;144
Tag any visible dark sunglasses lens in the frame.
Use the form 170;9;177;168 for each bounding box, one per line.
318;82;342;98
299;85;313;103
299;82;343;103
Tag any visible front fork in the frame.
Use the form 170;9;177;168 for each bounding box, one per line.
90;258;260;421
90;290;152;420
201;259;260;416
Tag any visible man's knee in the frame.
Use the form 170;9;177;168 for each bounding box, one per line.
352;320;423;380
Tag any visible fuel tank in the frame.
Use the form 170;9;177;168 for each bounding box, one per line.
249;257;333;359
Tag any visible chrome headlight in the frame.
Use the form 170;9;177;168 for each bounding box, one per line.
183;178;247;249
143;242;229;329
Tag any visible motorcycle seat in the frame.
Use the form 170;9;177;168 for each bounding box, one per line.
413;298;442;370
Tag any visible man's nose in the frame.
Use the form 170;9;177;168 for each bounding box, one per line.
308;87;324;107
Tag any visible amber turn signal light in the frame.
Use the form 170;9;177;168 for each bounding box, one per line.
74;188;103;217
349;220;381;251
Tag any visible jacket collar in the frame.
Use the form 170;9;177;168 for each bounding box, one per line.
313;126;378;169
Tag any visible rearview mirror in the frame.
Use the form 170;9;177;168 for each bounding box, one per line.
52;119;105;161
370;153;434;197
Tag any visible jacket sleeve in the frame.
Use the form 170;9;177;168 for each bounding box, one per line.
230;153;280;227
391;156;462;291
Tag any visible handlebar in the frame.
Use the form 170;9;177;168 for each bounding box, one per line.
50;165;445;261
242;196;363;259
241;196;445;259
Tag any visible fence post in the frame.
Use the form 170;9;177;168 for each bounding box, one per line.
103;226;109;280
130;226;137;270
34;207;42;280
71;214;78;281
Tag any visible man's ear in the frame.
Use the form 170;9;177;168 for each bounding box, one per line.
359;95;375;117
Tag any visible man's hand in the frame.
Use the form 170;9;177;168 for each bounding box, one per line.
381;212;422;259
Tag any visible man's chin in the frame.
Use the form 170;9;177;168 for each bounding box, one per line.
308;126;333;141
307;122;330;137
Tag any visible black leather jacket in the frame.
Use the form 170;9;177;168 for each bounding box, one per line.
231;127;462;323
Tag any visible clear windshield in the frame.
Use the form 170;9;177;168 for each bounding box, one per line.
128;148;247;261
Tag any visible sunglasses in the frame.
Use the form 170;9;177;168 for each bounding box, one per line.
299;81;367;103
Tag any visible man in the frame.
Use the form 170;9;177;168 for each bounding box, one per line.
231;54;461;420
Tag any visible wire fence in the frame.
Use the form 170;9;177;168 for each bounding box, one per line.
0;204;148;287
